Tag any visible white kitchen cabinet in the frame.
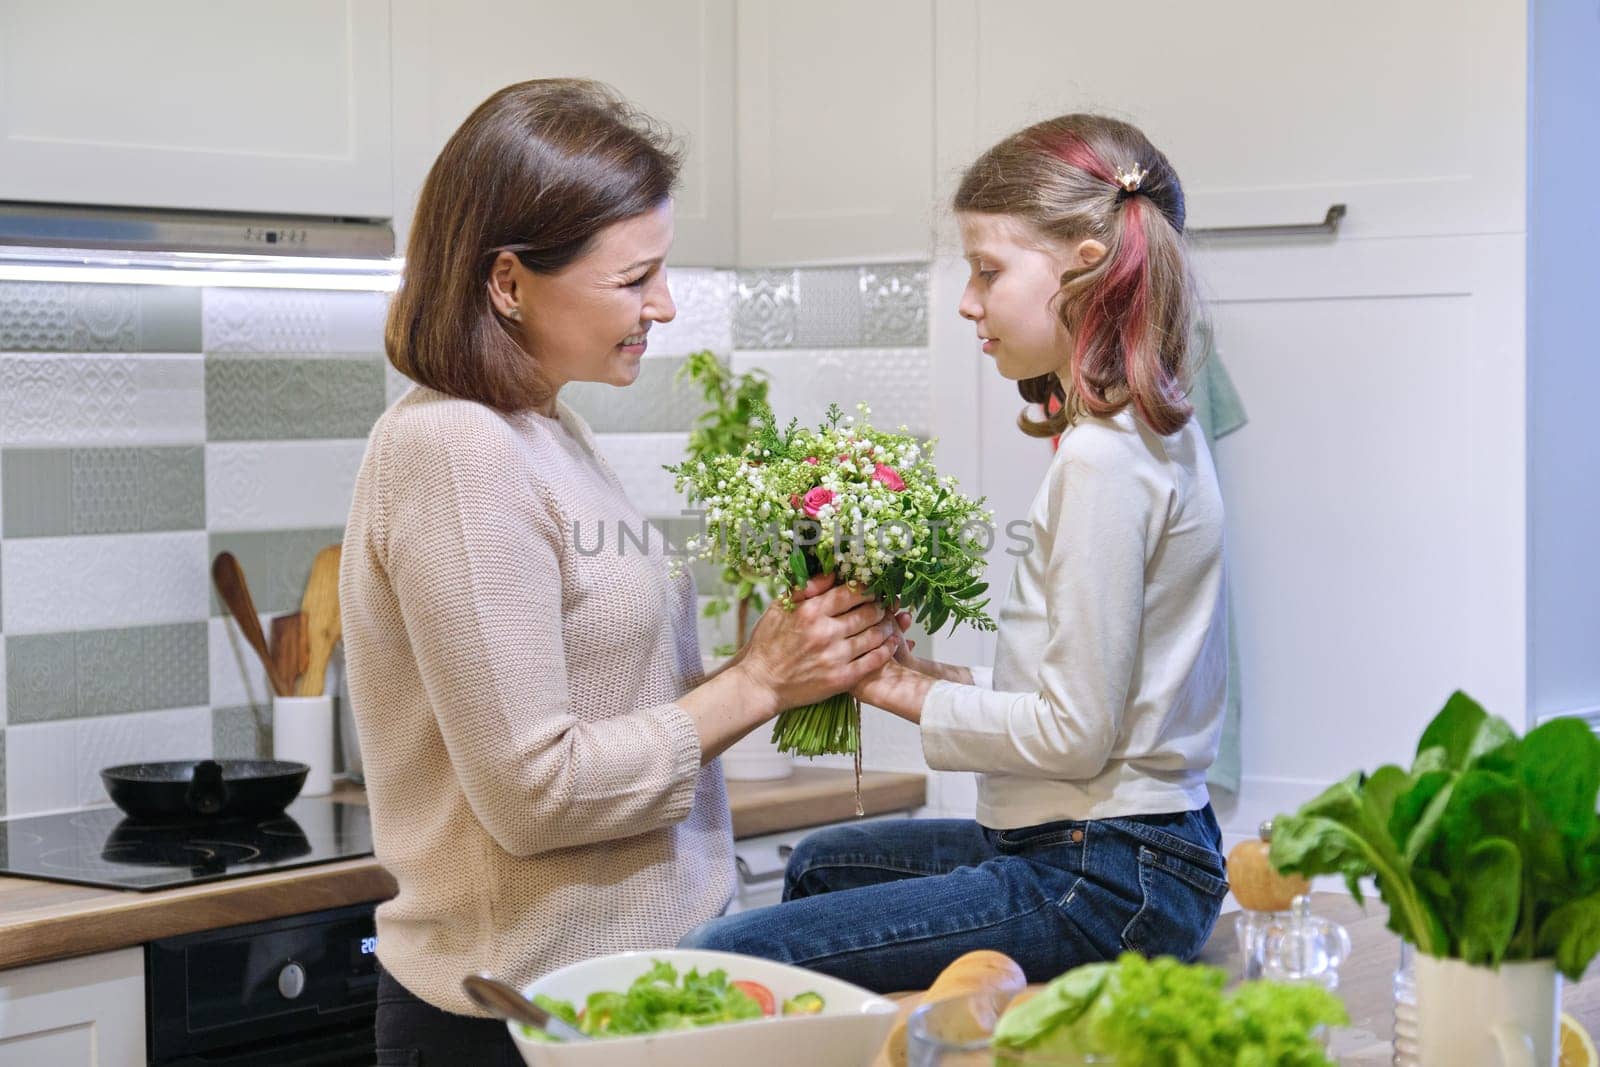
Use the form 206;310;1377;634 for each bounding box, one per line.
0;948;146;1067
736;0;936;266
0;0;392;219
390;0;736;263
937;0;1524;240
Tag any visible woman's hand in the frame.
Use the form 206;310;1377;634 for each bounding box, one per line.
736;574;900;712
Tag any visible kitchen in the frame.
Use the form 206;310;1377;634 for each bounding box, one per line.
0;1;1596;1065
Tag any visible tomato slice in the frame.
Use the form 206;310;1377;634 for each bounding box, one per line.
731;979;776;1015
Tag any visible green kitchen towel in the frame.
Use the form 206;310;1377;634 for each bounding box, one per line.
1191;319;1246;794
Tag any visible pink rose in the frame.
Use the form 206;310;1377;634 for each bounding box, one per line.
872;463;907;492
838;454;851;464
789;493;804;510
804;456;820;465
801;487;835;517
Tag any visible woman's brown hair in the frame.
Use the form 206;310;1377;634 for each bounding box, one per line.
954;114;1196;437
387;79;683;412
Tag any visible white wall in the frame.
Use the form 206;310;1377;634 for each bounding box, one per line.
1526;0;1600;725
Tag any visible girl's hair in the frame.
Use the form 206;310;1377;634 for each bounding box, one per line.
387;79;683;413
954;114;1195;437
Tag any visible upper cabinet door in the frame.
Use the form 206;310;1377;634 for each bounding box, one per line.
942;0;1524;240
0;0;393;218
737;0;936;266
391;0;735;265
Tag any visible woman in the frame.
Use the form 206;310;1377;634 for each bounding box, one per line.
681;113;1229;993
342;78;900;1065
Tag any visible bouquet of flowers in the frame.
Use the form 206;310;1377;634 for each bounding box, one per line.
669;401;996;770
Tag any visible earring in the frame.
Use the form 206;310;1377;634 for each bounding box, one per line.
506;308;521;322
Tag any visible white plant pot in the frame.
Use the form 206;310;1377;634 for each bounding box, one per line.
721;728;794;781
1413;953;1560;1067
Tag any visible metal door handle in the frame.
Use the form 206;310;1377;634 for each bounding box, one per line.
1190;204;1346;240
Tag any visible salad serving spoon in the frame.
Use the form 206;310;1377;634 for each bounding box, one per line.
461;973;591;1043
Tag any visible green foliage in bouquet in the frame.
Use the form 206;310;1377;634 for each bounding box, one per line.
1270;691;1600;980
667;398;995;760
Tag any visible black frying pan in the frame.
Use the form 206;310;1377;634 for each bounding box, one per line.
101;759;309;821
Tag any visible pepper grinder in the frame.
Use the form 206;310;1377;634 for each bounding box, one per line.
1228;819;1313;980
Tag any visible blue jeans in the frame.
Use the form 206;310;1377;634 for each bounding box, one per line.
679;806;1227;993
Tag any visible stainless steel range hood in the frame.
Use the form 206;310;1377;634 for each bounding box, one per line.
0;200;399;289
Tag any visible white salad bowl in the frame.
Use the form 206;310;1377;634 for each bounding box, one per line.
509;949;899;1067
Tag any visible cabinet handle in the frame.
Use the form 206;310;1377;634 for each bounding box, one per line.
734;844;794;886
1189;204;1346;240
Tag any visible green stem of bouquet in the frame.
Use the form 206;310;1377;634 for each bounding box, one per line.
770;692;864;815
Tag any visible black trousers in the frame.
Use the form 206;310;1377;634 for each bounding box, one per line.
375;965;524;1067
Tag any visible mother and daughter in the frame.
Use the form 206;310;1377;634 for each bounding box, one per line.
342;79;1228;1066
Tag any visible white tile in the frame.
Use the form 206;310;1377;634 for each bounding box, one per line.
650;269;735;358
731;348;933;438
0;354;205;446
0;626;7;727
591;432;692;516
5;721;77;816
209;613;276;711
206;440;367;531
75;706;212;808
202;289;387;353
1;532;209;635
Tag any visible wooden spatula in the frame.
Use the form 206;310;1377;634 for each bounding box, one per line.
212;551;293;698
270;612;309;697
296;544;343;697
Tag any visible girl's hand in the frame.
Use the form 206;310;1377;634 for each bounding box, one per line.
738;575;900;712
850;658;934;725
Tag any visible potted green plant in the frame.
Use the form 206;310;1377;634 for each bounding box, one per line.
1270;691;1600;1066
675;351;789;780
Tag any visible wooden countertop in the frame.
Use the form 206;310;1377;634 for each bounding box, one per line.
872;892;1600;1066
0;766;925;972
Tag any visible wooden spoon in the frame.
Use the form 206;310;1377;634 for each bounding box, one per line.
269;612;308;697
212;552;292;698
296;544;343;697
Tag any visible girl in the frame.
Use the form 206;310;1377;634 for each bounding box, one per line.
680;113;1228;992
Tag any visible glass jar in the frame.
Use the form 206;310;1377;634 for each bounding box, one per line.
906;992;1114;1067
1393;939;1419;1067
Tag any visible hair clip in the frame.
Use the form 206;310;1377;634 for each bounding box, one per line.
1114;163;1149;194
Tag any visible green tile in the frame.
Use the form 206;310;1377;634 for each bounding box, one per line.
2;447;203;537
1;449;73;537
0;283;200;352
5;622;207;723
209;528;346;615
205;355;385;441
561;357;711;432
213;704;272;759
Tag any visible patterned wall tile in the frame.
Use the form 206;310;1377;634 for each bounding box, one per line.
205;355;386;441
5;720;75;816
0;354;205;446
0;282;201;352
208;528;346;616
2;446;205;538
0;731;6;817
590;433;692;517
1;532;209;635
209;614;275;711
202;289;387;353
213;703;271;760
794;268;866;348
731;348;933;439
734;271;797;349
75;706;212;808
650;269;735;357
861;264;930;347
0;642;7;727
561;357;711;434
5;622;208;724
205;440;365;532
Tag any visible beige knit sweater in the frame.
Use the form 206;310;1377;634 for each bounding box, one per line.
340;384;734;1016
